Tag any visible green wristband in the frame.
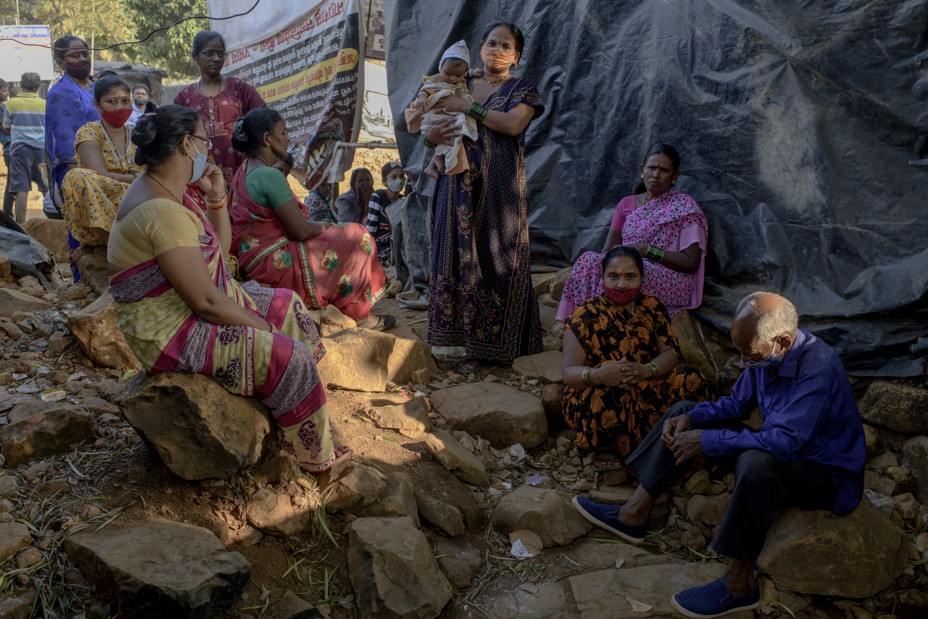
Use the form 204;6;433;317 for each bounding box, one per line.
467;101;488;121
423;134;437;149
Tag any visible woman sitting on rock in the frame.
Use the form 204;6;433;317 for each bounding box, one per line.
61;74;144;291
561;246;712;469
557;143;708;321
229;108;394;330
108;105;350;474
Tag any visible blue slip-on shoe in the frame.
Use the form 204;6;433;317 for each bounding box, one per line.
571;495;647;543
671;578;760;618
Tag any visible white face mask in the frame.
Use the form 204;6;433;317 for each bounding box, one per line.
189;142;208;185
386;177;405;193
743;341;785;369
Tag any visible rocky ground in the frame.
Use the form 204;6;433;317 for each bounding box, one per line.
0;220;926;619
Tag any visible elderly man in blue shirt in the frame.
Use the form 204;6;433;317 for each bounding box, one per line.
572;291;866;619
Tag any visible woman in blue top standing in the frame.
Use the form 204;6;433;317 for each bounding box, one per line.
45;35;100;277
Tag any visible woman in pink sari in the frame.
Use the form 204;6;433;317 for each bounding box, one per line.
229;108;393;329
557;143;708;321
108;105;349;474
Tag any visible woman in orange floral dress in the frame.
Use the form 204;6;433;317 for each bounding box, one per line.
561;246;712;468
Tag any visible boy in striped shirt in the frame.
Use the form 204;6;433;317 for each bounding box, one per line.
2;72;47;223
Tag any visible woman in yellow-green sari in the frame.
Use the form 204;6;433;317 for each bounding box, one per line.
107;105;349;473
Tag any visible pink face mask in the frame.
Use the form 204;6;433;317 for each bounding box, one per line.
604;287;640;306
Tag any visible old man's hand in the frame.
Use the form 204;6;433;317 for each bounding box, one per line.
669;429;703;466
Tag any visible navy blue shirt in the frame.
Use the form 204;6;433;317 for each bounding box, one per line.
688;329;865;515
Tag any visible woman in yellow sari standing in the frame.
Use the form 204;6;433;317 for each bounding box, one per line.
108;105;350;474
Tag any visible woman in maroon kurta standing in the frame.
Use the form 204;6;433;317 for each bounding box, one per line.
174;30;265;184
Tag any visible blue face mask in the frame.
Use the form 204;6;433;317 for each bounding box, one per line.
743;341;785;369
189;144;208;185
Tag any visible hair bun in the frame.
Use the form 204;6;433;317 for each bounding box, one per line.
232;117;247;141
131;115;158;147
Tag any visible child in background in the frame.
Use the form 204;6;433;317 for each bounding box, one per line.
405;40;478;175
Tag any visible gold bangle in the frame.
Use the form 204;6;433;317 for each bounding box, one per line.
582;367;592;386
205;196;227;211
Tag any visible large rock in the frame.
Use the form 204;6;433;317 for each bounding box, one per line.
120;373;271;481
686;493;730;527
64;518;251;619
902;435;928;503
66;290;142;370
415;488;466;537
550;267;571;301
411;466;482;536
361;472;420;527
0;288;52;317
387;325;439;385
491;487;592;547
671;310;717;382
512;350;563;384
246;488;311;537
430;383;548;449
477;582;575;619
318;326;438;392
0;522;32;563
23;218;69;264
347;517;453;619
318;328;391;391
859;381;928;434
368;397;431;438
1;405;96;467
756;502;908;597
72;244;109;295
532;271;557;297
569;563;751;619
423;429;490;488
430;533;485;589
0;587;37;619
322;461;388;512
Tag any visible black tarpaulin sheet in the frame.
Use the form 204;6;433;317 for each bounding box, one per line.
385;0;928;376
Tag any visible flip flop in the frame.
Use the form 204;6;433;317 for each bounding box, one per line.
458;359;483;374
589;448;624;472
359;314;397;332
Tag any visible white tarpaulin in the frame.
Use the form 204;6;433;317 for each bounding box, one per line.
0;25;55;81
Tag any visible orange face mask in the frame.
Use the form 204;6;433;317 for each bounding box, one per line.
481;48;517;69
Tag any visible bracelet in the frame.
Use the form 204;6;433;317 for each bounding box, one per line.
466;101;488;121
423;135;437;149
645;245;665;263
205;195;227;211
648;361;659;377
582;367;592;386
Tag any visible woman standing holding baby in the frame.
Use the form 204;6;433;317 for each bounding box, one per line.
423;22;545;373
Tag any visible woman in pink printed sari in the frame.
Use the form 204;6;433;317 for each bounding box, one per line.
228;108;393;330
557;144;708;321
108;105;349;474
